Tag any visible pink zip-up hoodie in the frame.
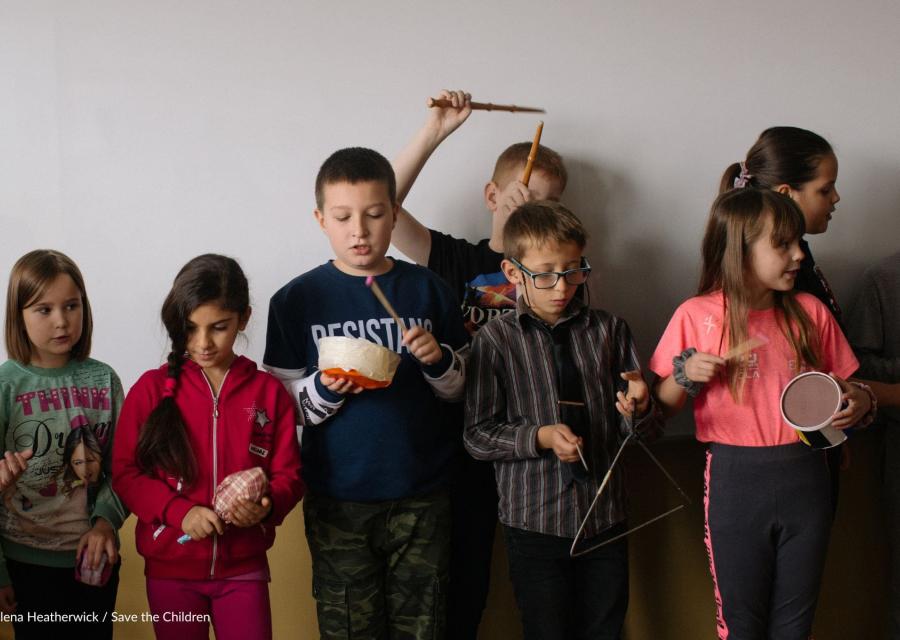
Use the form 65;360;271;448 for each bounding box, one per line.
112;355;303;579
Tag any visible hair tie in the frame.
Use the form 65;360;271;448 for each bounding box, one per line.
733;161;753;188
162;377;177;398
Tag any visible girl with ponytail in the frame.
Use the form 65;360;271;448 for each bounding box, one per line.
649;189;872;639
112;254;303;640
720;127;886;518
720;127;847;329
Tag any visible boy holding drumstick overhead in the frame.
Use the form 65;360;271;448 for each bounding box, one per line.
391;90;568;638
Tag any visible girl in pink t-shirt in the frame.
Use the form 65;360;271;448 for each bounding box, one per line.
650;188;873;640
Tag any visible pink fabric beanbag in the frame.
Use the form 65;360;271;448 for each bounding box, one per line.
213;467;269;524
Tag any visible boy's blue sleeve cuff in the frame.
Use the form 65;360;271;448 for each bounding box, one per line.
315;372;344;403
421;347;453;378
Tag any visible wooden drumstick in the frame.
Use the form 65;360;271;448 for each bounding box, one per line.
521;121;544;186
427;98;545;113
723;335;767;361
365;276;407;333
575;444;589;471
557;399;588;469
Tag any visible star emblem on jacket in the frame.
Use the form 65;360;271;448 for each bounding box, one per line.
254;408;271;429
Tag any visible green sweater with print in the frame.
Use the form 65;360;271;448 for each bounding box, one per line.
0;358;127;586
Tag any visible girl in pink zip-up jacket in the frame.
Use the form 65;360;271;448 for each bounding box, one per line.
113;254;303;640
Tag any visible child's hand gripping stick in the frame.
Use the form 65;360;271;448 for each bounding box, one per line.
365;276;441;366
675;335;769;398
427;98;545;113
616;370;650;436
556;400;589;471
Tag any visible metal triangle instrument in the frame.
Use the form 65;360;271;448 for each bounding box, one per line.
569;404;691;557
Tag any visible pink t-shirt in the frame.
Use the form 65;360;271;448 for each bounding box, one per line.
650;291;858;446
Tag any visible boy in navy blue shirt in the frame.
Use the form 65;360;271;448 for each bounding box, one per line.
264;147;467;638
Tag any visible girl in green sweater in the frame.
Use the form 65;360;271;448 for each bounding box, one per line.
0;250;126;639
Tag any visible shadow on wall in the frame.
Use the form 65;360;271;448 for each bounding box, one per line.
563;154;692;344
563;155;698;437
802;157;900;303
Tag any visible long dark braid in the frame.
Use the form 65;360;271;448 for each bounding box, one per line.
136;346;197;485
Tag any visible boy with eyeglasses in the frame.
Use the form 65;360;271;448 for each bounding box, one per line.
391;90;569;638
463;201;661;640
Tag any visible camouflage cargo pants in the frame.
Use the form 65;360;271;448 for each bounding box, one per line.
303;491;450;639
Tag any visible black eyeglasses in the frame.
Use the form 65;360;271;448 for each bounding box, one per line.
511;257;591;289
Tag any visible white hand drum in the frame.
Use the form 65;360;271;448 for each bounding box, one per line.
318;336;401;389
780;372;847;450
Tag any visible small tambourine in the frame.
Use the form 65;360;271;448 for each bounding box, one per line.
780;372;847;450
318;336;401;389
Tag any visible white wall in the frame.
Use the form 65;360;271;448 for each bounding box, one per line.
2;1;899;436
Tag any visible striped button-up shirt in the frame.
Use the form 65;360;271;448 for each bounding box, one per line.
464;297;661;539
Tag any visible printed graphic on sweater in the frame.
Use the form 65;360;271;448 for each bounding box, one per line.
242;401;276;460
426;231;514;336
461;272;516;336
459;269;584;337
310;316;434;354
1;361;120;552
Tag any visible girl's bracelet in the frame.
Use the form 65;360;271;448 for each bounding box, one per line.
849;381;878;428
673;348;704;398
